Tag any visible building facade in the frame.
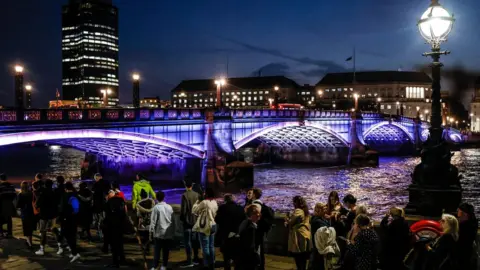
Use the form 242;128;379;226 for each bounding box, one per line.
61;0;119;107
470;78;480;132
171;76;299;108
316;71;432;118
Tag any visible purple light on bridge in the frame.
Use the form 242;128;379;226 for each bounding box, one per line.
0;129;205;159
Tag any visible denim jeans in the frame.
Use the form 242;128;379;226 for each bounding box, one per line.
153;238;172;269
183;225;200;264
199;224;217;268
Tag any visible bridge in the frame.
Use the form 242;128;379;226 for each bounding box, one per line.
0;108;463;185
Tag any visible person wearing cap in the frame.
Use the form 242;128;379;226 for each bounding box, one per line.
92;173;110;243
132;174;156;210
457;203;478;270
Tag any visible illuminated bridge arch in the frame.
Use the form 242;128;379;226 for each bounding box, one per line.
234;122;349;150
0;129;205;159
363;121;413;152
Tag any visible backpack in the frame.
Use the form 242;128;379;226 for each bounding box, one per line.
258;202;275;233
69;196;80;215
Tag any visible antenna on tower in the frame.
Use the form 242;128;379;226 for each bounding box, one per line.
226;54;229;78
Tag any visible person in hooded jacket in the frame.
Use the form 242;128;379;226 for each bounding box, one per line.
132;174;156;210
136;189;155;255
457;203;478;270
380;207;411;270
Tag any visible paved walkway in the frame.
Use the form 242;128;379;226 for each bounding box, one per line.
0;218;296;270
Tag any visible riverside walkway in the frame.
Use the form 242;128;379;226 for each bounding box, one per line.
0;218;296;270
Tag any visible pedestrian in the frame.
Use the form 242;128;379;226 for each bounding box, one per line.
314;226;340;270
16;181;35;248
340;194;357;235
244;189;254;208
285;195;311;270
457;203;478;270
192;188;218;270
35;179;58;256
249;188;275;270
326;191;342;220
424;214;459;270
310;203;331;270
215;194;245;270
0;174;16;238
111;181;126;201
137;189;155;255
236;204;262;270
346;204;368;242
149;190;175;270
92;173;109;247
179;179;201;268
379;207;411;270
56;182;81;262
77;182;93;241
104;188;128;268
343;214;379;270
132;173;156;209
52;176;66;247
34;173;43;183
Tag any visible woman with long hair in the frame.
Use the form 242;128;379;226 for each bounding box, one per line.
286;196;311;270
344;214;379;270
326;191;341;219
457;203;477;270
16;181;35;248
425;214;459;270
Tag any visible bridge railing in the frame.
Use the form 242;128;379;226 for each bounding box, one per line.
0;109;207;124
231;109;352;119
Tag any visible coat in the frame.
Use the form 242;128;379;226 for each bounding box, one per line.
180;189;199;227
426;233;458;270
315;226;340;270
345;229;379;270
237;219;261;268
0;181;17;217
35;188;57;220
132;180;156;209
149;202;175;239
288;208;311;254
192;199;218;236
215;201;245;243
380;216;412;269
92;179;110;213
457;219;478;270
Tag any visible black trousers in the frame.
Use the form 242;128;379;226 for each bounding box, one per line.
56;218;78;255
109;230;125;266
153;238;172;268
259;235;266;270
221;237;239;270
292;252;310;270
0;215;13;235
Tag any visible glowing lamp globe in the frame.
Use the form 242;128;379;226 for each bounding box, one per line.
418;1;454;45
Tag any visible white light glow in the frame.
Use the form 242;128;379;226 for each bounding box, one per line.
419;4;454;43
14;65;24;73
274;86;279;91
132;73;140;81
25;84;32;91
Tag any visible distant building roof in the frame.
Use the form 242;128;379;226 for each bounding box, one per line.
316;71;432;86
172;76;299;92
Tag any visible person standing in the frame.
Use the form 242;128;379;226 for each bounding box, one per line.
192;188;218;270
137;189;155;255
56;182;81;262
111;181;126;201
379;207;411;270
132;174;156;209
215;194;245;270
244;189;254;208
0;174;16;238
16;181;35;248
149;191;175;270
285;196;311;270
310;203;331;270
250;188;275;270
77;182;93;241
344;214;379;270
236;204;262;270
35;179;58;256
92;173;110;245
424;214;459;270
52;176;66;247
180;179;201;268
104;189;127;268
457;203;478;270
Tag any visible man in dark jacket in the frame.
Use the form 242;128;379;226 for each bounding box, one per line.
35;179;58;255
0;174;16;238
180;179;200;267
92;173;110;244
215;194;245;270
104;191;127;268
52;176;66;244
237;204;261;270
56;182;81;262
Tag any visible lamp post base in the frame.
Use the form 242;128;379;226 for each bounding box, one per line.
405;184;462;216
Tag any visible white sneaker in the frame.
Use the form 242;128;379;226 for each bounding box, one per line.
56;247;64;255
35;249;44;256
160;267;166;270
70;253;81;263
67;246;71;252
68;254;74;258
150;268;156;270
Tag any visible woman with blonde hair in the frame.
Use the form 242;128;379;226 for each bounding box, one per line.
425;213;459;270
285;196;311;270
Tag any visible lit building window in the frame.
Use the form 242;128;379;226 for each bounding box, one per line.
387;105;392;109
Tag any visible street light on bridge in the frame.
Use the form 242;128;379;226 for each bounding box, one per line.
376;97;382;112
353;93;359;111
100;89;112;108
132;73;140;108
214;78;226;108
14;65;24;109
25;84;32;109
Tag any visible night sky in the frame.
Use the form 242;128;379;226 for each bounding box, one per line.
1;0;479;107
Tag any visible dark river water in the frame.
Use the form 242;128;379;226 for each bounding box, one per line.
1;144;479;221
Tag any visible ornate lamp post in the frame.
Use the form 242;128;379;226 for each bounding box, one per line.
353;93;359;112
407;0;460;216
132;73;140;108
214;78;226;108
14;65;24;109
25;84;32;109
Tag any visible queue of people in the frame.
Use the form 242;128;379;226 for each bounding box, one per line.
0;172;479;270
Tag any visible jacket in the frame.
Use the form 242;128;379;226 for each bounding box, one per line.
288;208;311;253
35;188;58;220
0;181;17;217
426;233;458;270
311;216;330;250
238;219;261;267
136;198;155;231
346;229;379;270
92;179;110;213
149;201;175;239
132;180;156;209
215;201;245;242
58;192;78;220
180;189;199;227
16;191;34;219
315;226;340;270
192;199;218;236
380;216;411;269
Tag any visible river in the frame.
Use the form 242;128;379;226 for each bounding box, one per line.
1;144;479;220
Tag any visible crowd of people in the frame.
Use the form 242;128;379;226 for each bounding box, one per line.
0;172;479;270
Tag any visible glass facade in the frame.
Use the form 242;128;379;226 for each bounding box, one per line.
62;0;119;106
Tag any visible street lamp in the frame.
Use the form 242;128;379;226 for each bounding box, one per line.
353;93;359;111
14;65;25;109
396;101;400;115
100;89;112;107
214;77;226;108
407;0;460;216
416;106;421;118
425;109;430;121
25;84;32;109
273;85;280;109
132;73;140;108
